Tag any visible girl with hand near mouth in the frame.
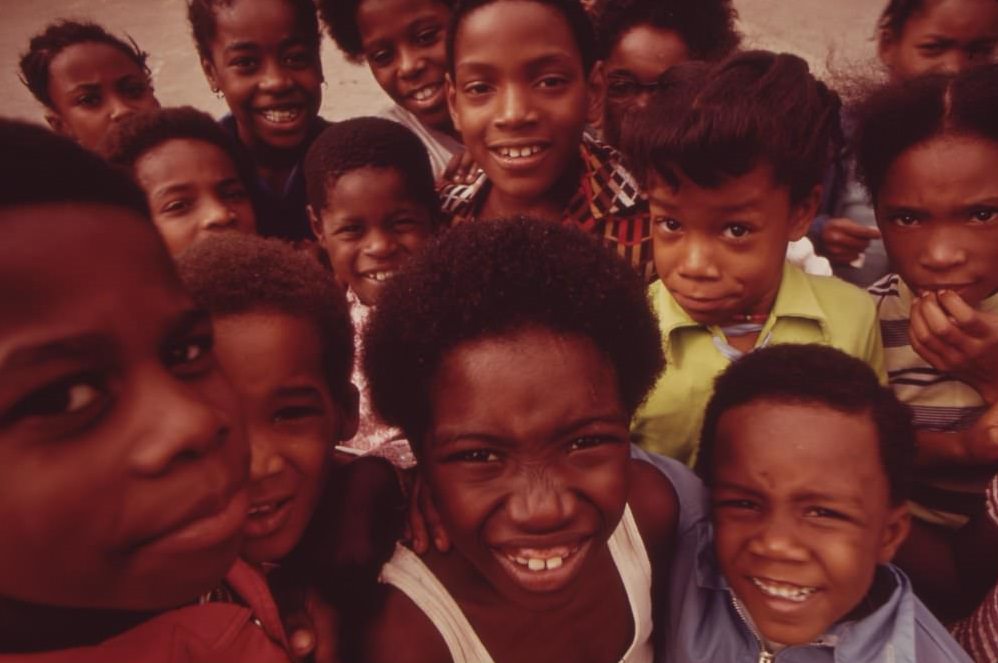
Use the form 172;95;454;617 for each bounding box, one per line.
357;218;680;663
188;0;327;242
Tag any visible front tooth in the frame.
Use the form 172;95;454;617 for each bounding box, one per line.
527;558;545;571
545;556;563;570
515;556;528;566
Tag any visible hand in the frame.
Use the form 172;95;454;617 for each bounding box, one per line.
819;217;881;265
278;586;341;663
442;149;479;185
404;474;450;554
963;402;998;464
910;290;998;404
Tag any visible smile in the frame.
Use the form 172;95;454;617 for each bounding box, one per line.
256;106;304;125
362;270;396;282
244;495;293;539
408;83;442;103
492;144;546;159
751;577;818;603
504;543;580;572
492;538;593;593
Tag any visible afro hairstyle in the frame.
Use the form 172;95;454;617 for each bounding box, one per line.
177;232;354;403
594;0;740;62
696;344;916;505
19;20;151;109
187;0;321;63
304;116;440;217
318;0;455;61
363;216;664;451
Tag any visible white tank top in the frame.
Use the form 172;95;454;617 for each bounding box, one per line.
379;504;654;663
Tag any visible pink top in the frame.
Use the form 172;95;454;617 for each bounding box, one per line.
951;473;998;662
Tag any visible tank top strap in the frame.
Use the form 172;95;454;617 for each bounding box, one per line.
379;544;495;663
607;504;654;663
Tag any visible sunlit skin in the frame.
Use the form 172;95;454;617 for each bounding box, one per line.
201;0;323;156
594;24;689;147
446;0;593;221
309;167;435;307
213;313;357;564
875;135;998;308
134;138;257;256
44;42;159;154
0;203;249;611
879;0;998;81
357;0;454;134
647;163;818;328
711;400;909;646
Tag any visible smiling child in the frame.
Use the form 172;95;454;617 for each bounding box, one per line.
358;217;678;662
622;51;885;464
19;20;160;155
105;106;257;256
188;0;326;241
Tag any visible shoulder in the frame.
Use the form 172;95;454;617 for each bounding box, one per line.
627;458;680;568
362;584;453;663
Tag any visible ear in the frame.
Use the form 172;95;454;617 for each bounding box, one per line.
787;184;822;242
336;383;360;443
201;56;220;93
445;73;461;134
877;502;911;563
307;204;324;241
45;112;73;140
588;61;606;128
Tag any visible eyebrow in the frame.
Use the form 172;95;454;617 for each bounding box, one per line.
457;52;576;76
223;42;260;54
151;183;195;199
0;333;115;373
433;413;627;447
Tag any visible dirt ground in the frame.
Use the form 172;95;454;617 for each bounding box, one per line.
0;0;883;124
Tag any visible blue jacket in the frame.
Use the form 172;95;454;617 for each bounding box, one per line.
631;447;972;663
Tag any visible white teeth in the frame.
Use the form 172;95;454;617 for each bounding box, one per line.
545;556;563;570
527;558;545;571
260;108;302;123
411;84;441;102
495;145;544;159
248;503;275;517
751;577;817;602
364;271;395;282
506;548;573;572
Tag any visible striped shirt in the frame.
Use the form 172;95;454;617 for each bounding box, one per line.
439;134;656;283
951;474;998;663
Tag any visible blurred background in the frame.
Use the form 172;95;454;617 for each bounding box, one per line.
0;0;882;124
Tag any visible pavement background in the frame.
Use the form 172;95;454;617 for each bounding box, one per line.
0;0;883;125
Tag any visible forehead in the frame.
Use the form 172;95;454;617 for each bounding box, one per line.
357;0;451;39
906;0;998;34
647;162;786;212
880;135;998;204
713;400;887;499
325;166;425;213
48;42;143;85
607;25;689;75
213;0;310;45
455;0;582;69
213;312;328;391
135;138;238;187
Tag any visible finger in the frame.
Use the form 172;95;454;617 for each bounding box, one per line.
909;298;955;369
910;296;970;366
938;290;992;337
289;628;316;661
839;224;881;240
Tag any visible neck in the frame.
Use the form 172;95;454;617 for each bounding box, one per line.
481;157;581;223
0;596;156;653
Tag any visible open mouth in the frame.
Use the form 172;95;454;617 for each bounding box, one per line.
360;270;396;283
492;539;591;592
406;83;444;110
244;495;293;539
750;576;819;603
255;105;306;126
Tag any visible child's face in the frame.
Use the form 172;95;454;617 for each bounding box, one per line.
202;0;323;152
876;135;998;307
647;163;816;325
213;312;357;564
447;0;592;206
596;24;689;147
423;327;631;607
44;42;160;154
135;138;257;256
879;0;998;81
356;0;453;133
710;400;909;646
0;203;249;610
310;166;435;307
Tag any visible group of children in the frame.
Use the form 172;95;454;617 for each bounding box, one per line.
3;0;998;661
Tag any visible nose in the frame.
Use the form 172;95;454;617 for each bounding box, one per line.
398;46;426;81
493;84;535;129
259;59;293;93
249;429;287;483
108;95;137;123
129;367;233;476
202;196;238;232
938;50;969;75
919;226;968;272
747;510;809;562
676;235;721;280
506;469;575;533
363;227;399;258
633;89;653;110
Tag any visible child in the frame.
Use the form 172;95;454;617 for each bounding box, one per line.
188;0;327;242
590;0;740;148
318;0;463;180
19;20;160;155
440;0;658;283
0;120;290;661
305;116;440;467
951;471;998;662
663;344;969;661
359;217;679;662
104;106;257;256
855;63;998;614
621;51;885;465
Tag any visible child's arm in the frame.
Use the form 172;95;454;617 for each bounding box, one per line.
909;291;998;405
915;401;998;467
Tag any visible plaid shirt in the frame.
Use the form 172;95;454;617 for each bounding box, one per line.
439;134;656;283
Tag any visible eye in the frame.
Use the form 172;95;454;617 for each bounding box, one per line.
462;81;492;97
917;42;946;57
333;223;364;238
273;404;323;423
890;213;921;228
606;78;639;99
220;183;248;201
120;79;151;99
654;216;682;233
970;207;997;223
391;217;423;232
804;506;849;521
722;223;751;239
568;435;614;452
230;56;258;71
3;373;109;427
163;334;214;374
414;27;441;47
283;49;314;68
446;448;500;463
537;75;568;90
161;198;193;215
967;41;997;60
368;49;394;68
75;92;101;108
714;498;759;512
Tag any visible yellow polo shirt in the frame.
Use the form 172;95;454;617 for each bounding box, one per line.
632;263;886;464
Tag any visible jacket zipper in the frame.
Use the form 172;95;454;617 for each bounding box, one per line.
729;595;774;663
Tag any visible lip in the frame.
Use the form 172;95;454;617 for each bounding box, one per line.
746;575;822;614
486;140;552;172
671;290;733;314
490;536;592;593
135;485;249;555
243;494;294;540
253;103;310;132
403;82;445;112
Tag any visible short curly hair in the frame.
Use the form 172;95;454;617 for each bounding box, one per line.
318;0;455;61
364;216;664;450
187;0;321;63
177;233;354;402
621;50;842;205
103;106;255;189
594;0;740;61
19;20;151;109
303;116;440;217
695;344;916;505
